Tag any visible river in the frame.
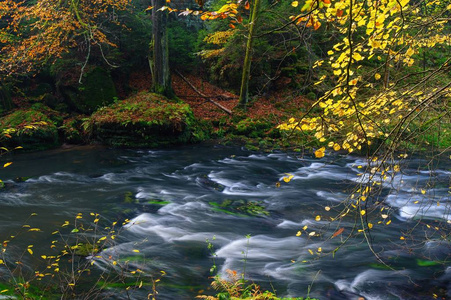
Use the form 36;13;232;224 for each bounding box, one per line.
0;144;449;299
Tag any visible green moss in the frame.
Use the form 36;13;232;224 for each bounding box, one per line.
416;259;442;267
0;109;59;151
147;200;171;205
234;118;275;138
89;92;202;148
209;199;269;217
123;191;136;204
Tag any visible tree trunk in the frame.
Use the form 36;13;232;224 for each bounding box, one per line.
238;0;261;109
149;0;174;98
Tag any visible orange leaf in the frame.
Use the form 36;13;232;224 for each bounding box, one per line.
244;1;250;10
332;227;344;238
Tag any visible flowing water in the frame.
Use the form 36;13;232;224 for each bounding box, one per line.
0;144;450;299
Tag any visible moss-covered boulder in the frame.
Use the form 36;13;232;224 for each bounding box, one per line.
88;92;199;147
0;109;59;151
57;66;117;114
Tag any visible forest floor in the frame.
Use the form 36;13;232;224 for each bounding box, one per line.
123;68;322;151
125;69;315;150
128;69;311;122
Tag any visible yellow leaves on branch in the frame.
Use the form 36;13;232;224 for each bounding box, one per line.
203;30;235;45
280;0;451;155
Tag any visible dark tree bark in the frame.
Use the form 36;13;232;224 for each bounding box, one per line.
149;0;174;98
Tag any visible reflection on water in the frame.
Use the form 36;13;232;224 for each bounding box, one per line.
0;145;449;299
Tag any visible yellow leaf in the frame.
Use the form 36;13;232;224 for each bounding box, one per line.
386;220;392;225
421;189;426;194
3;162;12;168
318;247;322;253
405;47;415;57
0;259;4;264
27;248;33;255
283;174;294;183
308;249;314;255
368;223;373;229
296;231;302;236
133;249;140;253
314;147;325;158
400;236;405;240
292;1;299;7
333;143;341;151
315;215;321;221
352;52;363;61
325;206;331;211
309;231;316;236
360;210;366;216
375;73;381;80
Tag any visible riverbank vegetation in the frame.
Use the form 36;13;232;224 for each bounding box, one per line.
0;0;450;298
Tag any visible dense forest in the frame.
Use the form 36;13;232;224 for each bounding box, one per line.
0;0;450;299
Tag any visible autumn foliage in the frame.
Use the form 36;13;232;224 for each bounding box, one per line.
0;0;131;76
279;0;451;154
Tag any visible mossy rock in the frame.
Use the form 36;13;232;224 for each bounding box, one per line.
209;199;269;217
58;67;117;114
233;118;274;138
0;109;59;151
88;92;201;148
